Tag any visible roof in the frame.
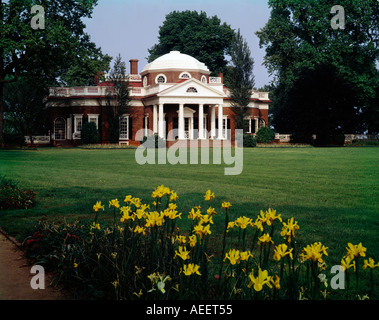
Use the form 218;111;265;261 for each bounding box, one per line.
141;51;211;74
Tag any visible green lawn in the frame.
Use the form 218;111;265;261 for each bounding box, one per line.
0;147;378;265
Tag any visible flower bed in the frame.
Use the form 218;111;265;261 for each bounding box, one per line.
0;176;37;210
23;186;378;300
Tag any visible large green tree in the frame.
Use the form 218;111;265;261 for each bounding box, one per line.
256;0;379;138
0;0;110;145
224;29;255;130
147;10;234;75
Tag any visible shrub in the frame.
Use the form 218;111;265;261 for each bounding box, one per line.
23;187;378;300
0;176;36;210
3;132;26;146
256;127;275;143
81;122;99;145
243;134;257;147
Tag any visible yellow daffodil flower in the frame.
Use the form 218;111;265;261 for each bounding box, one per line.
273;244;293;261
90;222;100;231
123;195;133;203
193;223;211;239
204;189;215;201
265;208;282;225
280;217;300;243
234;216;253;229
181;263;201;276
300;242;328;263
258;233;274;245
93;201;104;212
240;250;253;261
109;199;120;208
174;246;190;260
206;206;217;216
224;249;241;265
170;190;178;202
363;257;379;270
221;202;232;209
175;235;187;244
248;268;273;292
188;208;202;221
271;275;281;290
341;255;356;271
200;214;214;225
188;235;197;247
134;226;146;235
346;243;367;260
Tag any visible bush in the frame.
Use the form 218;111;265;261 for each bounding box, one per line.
256;127;275;143
81;122;99;145
3;132;26;146
0;176;37;210
243;134;257;147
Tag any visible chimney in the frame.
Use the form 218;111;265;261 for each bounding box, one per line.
129;59;139;75
218;72;224;83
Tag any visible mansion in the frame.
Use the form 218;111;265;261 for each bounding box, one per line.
47;51;271;145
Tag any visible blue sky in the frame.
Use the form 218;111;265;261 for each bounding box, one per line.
84;0;273;88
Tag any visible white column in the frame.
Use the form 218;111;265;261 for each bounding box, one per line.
210;105;216;139
255;117;258;133
153;105;158;134
178;103;184;140
218;104;223;139
158;104;164;139
198;104;204;140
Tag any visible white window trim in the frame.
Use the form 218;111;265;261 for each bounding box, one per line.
88;114;99;129
144;114;149;137
179;72;191;79
119;114;130;140
201;75;207;84
54;117;66;140
155;74;167;84
73;114;83;140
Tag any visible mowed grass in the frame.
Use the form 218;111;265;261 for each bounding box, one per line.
0;147;378;265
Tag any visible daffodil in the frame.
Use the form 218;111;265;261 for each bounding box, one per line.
120;206;134;222
109;199;120;208
206;206;217;216
273;244;293;261
258;233;274;245
123;195;133;203
346;243;367;260
248;268;273;292
341;255;356;271
204;189;215;201
300;242;328;263
188;235;197;247
170;190;178;202
234;216;252;229
193;223;211;239
174;246;190;260
130;197;141;208
363;257;379;270
221;202;232;209
188;208;201;221
200;214;214;224
90;222;100;231
224;249;241;265
271;275;280;290
280;217;300;243
93;201;104;212
181;263;201;276
145;211;165;227
134;225;146;235
265;208;282;225
175;235;187;244
240;250;253;261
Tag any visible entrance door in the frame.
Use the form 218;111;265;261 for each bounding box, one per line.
184;117;190;139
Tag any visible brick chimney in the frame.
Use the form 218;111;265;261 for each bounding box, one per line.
218;72;224;83
129;59;139;75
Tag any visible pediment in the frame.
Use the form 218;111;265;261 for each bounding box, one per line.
157;78;225;98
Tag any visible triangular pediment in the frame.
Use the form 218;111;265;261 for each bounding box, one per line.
157;78;225;98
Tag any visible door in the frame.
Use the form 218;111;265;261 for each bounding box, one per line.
184;117;190;139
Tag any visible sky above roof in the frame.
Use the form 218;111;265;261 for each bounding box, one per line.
83;0;273;89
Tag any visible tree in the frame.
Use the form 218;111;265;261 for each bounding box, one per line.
105;54;130;143
0;0;109;145
147;10;234;75
224;29;255;131
3;77;47;146
256;0;378;139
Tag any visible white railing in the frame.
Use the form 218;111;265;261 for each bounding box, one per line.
209;77;222;84
275;134;292;142
25;136;50;144
344;134;379;142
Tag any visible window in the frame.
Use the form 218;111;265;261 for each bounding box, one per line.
88;114;99;129
186;87;198;93
155;74;166;84
143;76;148;87
179;72;191;79
54;118;66;140
201;75;207;83
119;115;129;140
243;117;257;134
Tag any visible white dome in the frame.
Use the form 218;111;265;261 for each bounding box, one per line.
141;51;210;74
